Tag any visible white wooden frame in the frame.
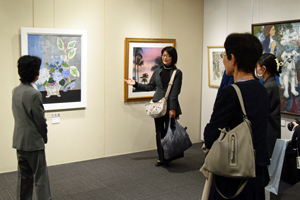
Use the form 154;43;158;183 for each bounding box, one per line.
21;27;87;111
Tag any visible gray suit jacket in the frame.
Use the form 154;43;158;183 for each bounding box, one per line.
135;66;182;116
12;83;48;151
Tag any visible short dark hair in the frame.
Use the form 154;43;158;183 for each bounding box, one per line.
18;55;41;83
161;46;178;65
224;33;263;73
258;53;281;76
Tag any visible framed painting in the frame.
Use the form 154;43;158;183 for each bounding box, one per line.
207;46;225;88
124;38;176;102
252;20;300;115
21;27;87;111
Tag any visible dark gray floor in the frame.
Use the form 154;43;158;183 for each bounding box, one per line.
269;181;300;200
0;143;206;200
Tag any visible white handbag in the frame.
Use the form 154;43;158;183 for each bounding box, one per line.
145;70;177;118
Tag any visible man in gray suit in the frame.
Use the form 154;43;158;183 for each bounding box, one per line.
12;55;51;200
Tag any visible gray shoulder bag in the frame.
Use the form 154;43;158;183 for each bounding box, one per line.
203;84;256;199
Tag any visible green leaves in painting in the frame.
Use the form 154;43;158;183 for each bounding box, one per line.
45;81;50;87
59;79;65;86
68;48;77;59
36;37;80;93
57;38;64;50
50;67;56;73
64;80;76;89
67;41;77;49
69;66;80;77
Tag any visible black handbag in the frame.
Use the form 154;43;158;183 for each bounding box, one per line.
161;119;192;160
281;141;300;185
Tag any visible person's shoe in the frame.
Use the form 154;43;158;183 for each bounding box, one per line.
155;160;163;167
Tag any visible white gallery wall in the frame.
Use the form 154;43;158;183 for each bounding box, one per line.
0;0;203;173
201;0;300;140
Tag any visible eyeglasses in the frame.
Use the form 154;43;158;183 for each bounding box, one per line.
162;54;170;58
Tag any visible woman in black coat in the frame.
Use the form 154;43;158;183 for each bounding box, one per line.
255;53;282;158
204;33;270;200
124;46;183;167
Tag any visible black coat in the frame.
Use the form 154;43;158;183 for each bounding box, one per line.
263;75;281;158
135;66;182;116
204;80;270;200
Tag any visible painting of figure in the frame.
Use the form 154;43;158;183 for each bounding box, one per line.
252;20;300;115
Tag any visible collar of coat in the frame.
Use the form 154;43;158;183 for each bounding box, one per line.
158;65;177;73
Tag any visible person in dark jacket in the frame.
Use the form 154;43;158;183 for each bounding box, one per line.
218;70;234;92
124;46;183;167
12;55;52;200
255;53;282;158
204;33;270;200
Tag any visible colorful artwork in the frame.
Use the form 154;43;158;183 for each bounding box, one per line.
124;38;176;102
21;27;87;111
132;47;162;93
207;46;225;88
252;20;300;115
29;35;81;97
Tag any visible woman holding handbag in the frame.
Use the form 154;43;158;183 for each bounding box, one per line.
203;33;270;200
124;46;183;167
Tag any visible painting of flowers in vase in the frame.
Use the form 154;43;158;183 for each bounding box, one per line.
28;35;81;103
21;27;87;110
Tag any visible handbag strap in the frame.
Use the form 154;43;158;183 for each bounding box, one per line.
212;84;250;199
214;177;248;199
164;70;177;100
231;84;247;117
232;83;253;136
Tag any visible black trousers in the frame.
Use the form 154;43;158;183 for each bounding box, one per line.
16;150;51;200
154;114;179;163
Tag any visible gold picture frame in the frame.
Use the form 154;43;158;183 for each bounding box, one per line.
207;46;225;88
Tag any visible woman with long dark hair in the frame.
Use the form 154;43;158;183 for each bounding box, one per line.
262;25;277;54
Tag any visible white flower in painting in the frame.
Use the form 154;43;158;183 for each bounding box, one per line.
52;70;63;82
36;68;50;84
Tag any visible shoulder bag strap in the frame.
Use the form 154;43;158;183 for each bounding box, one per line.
212;84;251;199
231;84;247;117
164;69;177;100
213;83;250;199
214;178;248;199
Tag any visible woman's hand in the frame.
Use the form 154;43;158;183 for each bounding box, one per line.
124;78;136;86
169;109;176;118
